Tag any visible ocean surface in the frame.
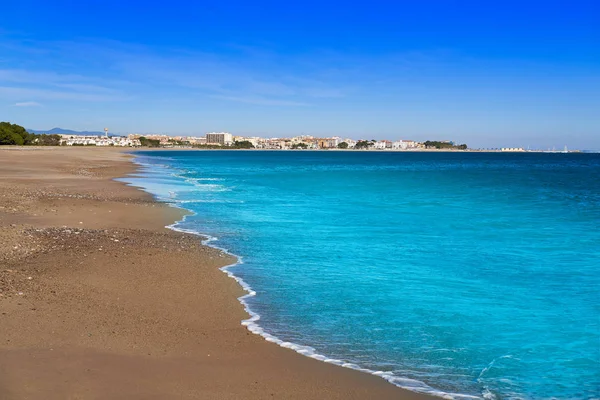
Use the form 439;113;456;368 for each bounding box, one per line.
122;151;600;399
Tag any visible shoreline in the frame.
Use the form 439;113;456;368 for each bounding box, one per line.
0;147;435;399
126;147;574;153
128;152;479;400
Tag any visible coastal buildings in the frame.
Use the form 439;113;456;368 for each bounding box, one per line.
128;134;171;145
194;134;442;150
392;140;419;150
58;131;469;150
60;134;140;146
315;137;340;149
185;136;207;145
206;132;233;146
233;136;260;147
342;139;357;148
373;140;392;149
63;130;473;151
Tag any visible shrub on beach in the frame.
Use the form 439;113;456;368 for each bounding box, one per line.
0;122;61;146
0;122;34;145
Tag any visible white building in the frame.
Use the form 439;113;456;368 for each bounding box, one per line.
206;132;233;146
60;134;139;146
256;138;287;149
331;136;342;147
392;140;420;150
373;140;390;150
392;140;409;150
60;134;99;146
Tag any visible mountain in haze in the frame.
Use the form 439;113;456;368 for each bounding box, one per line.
27;127;108;136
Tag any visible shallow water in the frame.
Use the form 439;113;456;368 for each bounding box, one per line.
122;151;600;399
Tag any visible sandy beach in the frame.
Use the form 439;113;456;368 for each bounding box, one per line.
0;147;432;400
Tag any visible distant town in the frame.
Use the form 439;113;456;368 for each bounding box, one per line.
57;129;475;150
58;131;564;152
61;131;464;150
0;122;580;152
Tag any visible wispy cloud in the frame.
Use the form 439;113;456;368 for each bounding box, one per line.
112;54;338;106
0;66;132;103
14;101;42;107
211;95;309;106
0;86;127;102
50;40;350;104
0;38;356;109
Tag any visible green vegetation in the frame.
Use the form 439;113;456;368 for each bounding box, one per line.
424;141;467;150
1;122;35;145
291;143;308;149
139;136;161;147
167;138;189;146
190;141;255;149
36;134;62;145
337;142;349;149
0;121;61;146
354;140;373;149
232;140;255;149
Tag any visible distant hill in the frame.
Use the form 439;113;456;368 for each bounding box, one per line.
27;127;109;136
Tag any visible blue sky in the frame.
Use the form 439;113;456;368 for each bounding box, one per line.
1;0;599;149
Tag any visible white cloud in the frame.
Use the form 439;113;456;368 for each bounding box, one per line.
14;101;42;107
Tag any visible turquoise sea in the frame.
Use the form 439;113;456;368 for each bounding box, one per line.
122;151;600;399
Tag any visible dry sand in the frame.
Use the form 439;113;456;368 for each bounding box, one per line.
0;147;433;399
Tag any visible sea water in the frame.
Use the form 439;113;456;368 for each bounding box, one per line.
121;151;600;399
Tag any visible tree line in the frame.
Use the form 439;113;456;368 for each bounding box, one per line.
424;141;467;150
0;122;61;146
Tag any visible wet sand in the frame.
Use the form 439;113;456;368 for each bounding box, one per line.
0;147;434;399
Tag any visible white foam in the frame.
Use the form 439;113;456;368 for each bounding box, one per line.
124;154;484;400
182;177;224;182
174;199;242;204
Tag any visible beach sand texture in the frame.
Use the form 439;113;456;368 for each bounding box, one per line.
0;147;431;399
